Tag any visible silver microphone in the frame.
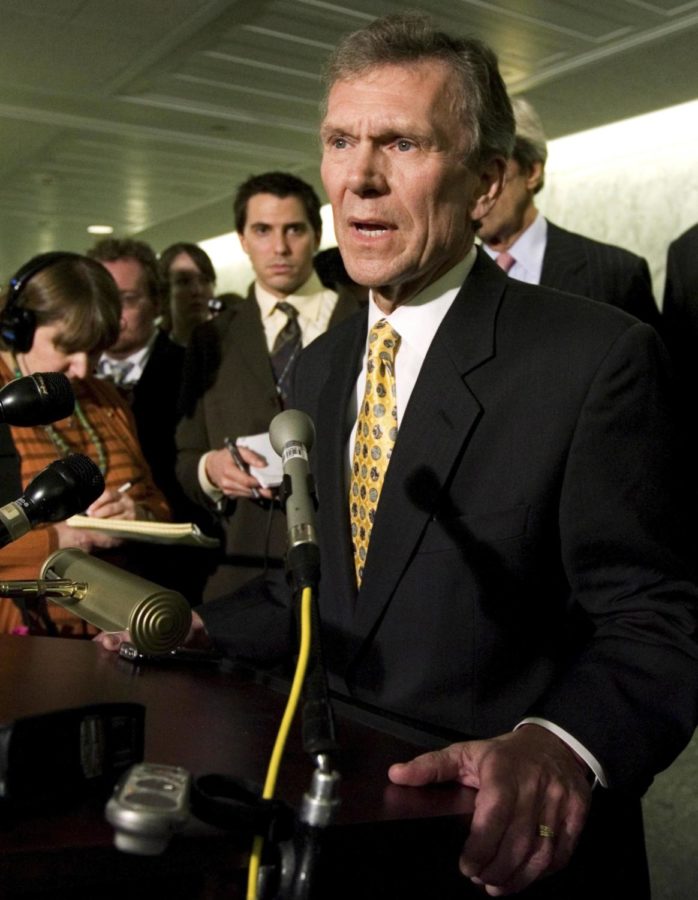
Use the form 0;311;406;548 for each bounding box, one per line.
40;549;191;655
269;409;317;549
269;409;320;590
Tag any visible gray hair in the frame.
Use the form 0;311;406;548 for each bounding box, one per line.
511;97;548;193
322;13;514;167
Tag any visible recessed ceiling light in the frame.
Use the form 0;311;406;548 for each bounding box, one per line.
87;224;113;235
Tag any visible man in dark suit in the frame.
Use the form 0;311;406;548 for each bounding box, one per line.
662;223;698;397
99;15;698;898
478;98;661;329
87;238;186;515
87;238;211;601
176;172;361;599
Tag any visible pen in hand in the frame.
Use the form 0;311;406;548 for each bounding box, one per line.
224;437;260;500
117;481;133;495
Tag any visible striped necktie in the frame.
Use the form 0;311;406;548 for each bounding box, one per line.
271;301;301;404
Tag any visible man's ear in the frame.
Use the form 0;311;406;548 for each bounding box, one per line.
238;231;249;256
525;160;544;193
313;230;322;253
469;156;506;222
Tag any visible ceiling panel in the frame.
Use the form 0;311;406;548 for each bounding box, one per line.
0;0;696;276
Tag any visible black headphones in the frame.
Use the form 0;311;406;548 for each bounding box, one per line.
1;252;83;353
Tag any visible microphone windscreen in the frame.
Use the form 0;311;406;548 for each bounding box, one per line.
33;373;75;424
54;453;105;511
0;372;74;426
269;409;315;456
24;454;105;525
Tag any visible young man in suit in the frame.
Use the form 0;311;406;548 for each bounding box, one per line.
477;98;661;329
175;172;361;599
99;15;698;898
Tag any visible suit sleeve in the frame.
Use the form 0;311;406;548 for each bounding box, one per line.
175;321;225;512
615;256;662;332
531;322;698;792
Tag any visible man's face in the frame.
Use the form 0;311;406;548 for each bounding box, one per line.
239;193;319;298
99;257;158;358
477;157;541;247
320;61;502;309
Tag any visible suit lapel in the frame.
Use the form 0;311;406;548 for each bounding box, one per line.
353;252;507;638
313;315;367;621
223;285;277;397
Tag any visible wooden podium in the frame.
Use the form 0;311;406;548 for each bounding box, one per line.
0;636;474;899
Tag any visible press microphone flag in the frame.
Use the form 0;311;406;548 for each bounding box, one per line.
0;372;74;425
0;454;104;549
39;549;192;655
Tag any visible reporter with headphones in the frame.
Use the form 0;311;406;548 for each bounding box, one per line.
0;252;170;636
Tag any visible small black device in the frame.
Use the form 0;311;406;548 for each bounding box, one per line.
0;702;144;809
1;251;82;352
118;641;221;665
105;762;191;855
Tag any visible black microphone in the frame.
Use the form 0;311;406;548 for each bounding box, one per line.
269;410;320;590
0;454;105;549
39;549;192;655
0;373;74;426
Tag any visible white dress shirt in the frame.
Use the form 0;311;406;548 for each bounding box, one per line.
348;245;606;787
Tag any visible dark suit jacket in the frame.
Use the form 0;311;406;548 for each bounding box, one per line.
202;251;698;797
176;285;361;600
129;329;187;516
540;221;661;329
661;223;698;395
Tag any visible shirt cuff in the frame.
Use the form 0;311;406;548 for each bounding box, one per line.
516;717;607;788
198;452;224;504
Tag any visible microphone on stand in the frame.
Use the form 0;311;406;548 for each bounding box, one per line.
269;409;319;591
32;548;192;655
0;454;104;549
0;372;74;425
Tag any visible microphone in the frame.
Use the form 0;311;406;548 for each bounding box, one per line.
0;454;105;549
269;410;320;590
269;410;317;550
39;549;192;655
0;372;74;426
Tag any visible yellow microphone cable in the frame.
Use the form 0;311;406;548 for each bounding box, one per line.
246;584;313;900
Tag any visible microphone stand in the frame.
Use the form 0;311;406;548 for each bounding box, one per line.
274;472;341;900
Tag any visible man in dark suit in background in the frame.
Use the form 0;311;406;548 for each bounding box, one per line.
99;15;698;898
88;237;210;602
176;172;361;600
478;97;661;329
662;223;698;403
88;237;186;514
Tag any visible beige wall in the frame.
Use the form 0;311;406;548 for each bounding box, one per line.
538;98;698;306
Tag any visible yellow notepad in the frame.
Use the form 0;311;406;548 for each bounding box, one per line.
65;516;220;548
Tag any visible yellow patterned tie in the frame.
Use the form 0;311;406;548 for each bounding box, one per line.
349;319;401;586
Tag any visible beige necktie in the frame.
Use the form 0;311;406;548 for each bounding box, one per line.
495;251;516;273
349;319;400;587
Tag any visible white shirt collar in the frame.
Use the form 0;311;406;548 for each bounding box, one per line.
99;327;158;386
366;246;477;365
255;272;339;348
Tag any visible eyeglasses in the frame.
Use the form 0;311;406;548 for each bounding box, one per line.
170;272;214;290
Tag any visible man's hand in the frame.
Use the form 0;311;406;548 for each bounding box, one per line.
205;446;274;500
93;610;212;652
388;724;591;896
